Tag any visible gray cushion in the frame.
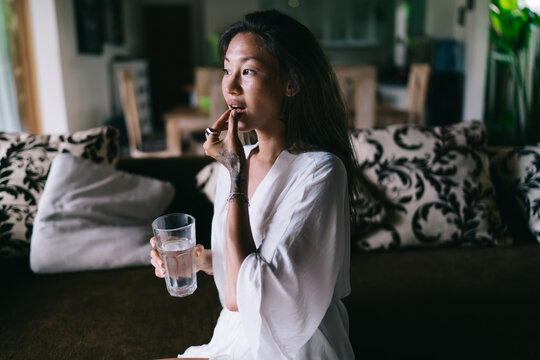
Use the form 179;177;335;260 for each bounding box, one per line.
30;153;175;273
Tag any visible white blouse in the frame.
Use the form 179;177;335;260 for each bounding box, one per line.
180;145;354;360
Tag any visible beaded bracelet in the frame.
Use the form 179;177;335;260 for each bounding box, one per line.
227;192;250;205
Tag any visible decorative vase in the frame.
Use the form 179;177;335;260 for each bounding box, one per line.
484;1;540;146
484;51;523;146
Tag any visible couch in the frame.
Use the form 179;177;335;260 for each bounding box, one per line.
2;128;540;359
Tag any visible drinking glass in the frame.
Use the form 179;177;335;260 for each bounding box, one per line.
152;213;197;297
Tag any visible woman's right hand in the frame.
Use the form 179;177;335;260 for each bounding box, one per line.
203;109;247;191
149;238;213;278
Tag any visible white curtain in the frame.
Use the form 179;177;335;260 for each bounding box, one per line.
0;2;21;132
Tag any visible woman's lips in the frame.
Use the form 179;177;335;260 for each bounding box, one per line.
229;105;246;114
231;108;246;119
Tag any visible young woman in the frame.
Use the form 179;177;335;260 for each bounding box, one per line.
151;10;360;359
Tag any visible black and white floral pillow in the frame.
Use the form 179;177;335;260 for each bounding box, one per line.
0;126;119;257
489;146;540;244
350;121;510;250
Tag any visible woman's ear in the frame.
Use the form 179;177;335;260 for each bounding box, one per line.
284;71;300;97
285;82;299;97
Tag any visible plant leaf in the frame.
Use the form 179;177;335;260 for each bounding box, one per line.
499;0;518;12
491;11;503;36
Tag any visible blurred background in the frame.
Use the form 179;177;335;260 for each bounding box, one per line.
1;0;539;155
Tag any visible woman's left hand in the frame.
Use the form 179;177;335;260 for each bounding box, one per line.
193;244;213;275
203;109;247;191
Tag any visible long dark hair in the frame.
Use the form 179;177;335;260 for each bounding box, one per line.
219;10;363;223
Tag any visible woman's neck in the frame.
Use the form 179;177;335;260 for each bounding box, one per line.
254;129;286;164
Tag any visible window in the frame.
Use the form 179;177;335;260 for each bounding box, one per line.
2;0;40;133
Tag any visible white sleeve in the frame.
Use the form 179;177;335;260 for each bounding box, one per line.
236;155;350;359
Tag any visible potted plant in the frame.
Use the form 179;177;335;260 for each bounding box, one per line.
484;0;540;145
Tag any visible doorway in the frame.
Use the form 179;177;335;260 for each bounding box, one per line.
143;5;194;134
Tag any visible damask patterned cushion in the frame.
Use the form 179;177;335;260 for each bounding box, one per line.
0;126;119;257
350;121;511;250
489;146;540;244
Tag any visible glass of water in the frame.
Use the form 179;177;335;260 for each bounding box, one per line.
152;213;197;297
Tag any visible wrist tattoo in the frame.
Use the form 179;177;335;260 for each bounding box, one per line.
217;150;247;191
227;192;250;205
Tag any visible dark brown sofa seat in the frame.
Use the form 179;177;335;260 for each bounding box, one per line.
2;156;540;359
346;245;540;359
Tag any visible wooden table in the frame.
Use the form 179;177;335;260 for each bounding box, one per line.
164;105;215;155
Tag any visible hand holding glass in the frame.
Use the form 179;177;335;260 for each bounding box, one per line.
152;213;197;297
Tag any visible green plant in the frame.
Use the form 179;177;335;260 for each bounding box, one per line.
487;0;540;145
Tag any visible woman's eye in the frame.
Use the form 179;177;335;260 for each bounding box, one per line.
242;69;254;75
223;68;231;75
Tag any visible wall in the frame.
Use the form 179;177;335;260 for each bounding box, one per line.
203;0;257;64
460;0;490;121
29;0;143;134
425;0;460;38
29;0;68;134
55;0;143;133
204;0;257;39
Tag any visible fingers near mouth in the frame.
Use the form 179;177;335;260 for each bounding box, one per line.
231;109;245;120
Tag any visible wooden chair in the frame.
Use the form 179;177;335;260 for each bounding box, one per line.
376;63;431;126
163;67;228;155
117;68;181;158
334;65;377;129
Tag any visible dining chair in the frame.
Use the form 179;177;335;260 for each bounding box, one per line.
334;65;377;129
117;68;181;158
376;63;432;126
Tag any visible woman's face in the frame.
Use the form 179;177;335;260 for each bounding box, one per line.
222;32;289;133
